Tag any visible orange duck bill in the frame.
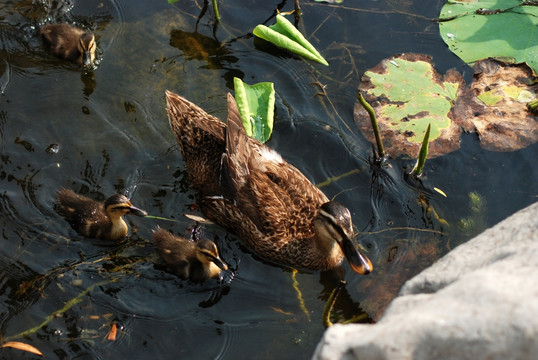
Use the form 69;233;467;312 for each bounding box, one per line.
341;236;373;275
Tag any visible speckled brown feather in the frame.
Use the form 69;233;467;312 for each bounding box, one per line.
56;189;116;240
56;189;147;241
166;91;347;271
166;91;226;199
152;227;226;282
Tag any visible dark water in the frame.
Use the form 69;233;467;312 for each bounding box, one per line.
0;0;536;359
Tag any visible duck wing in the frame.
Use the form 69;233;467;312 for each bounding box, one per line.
56;189;105;223
166;90;226;198
222;94;328;240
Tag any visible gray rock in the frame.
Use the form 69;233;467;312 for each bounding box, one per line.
313;201;538;360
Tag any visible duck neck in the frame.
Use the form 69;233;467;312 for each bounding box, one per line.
316;237;344;268
206;262;222;279
108;215;128;240
189;260;221;282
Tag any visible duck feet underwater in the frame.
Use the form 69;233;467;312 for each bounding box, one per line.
40;23;96;68
152;227;228;282
56;189;147;241
165;90;373;275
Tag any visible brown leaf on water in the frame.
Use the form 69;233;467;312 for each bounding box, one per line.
355;54;537;157
1;342;43;356
467;59;538;151
107;323;118;341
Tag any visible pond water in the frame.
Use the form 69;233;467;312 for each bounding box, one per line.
0;0;536;359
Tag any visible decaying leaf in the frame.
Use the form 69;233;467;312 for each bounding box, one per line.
458;59;538;151
355;54;538;156
1;342;43;356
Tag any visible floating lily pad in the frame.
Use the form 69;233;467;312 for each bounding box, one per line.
355;54;463;158
355;54;538;156
439;0;538;75
253;14;329;66
233;77;275;143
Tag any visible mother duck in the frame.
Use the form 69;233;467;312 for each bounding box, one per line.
166;90;372;275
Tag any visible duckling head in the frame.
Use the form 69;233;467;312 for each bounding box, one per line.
195;239;228;273
104;194;148;220
314;201;373;275
78;32;96;67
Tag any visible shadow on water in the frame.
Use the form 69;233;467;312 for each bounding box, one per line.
0;0;536;359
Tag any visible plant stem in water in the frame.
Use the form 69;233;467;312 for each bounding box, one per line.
357;92;385;158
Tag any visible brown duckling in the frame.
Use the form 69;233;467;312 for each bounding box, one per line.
40;24;96;67
166;91;373;275
152;227;228;282
56;189;147;241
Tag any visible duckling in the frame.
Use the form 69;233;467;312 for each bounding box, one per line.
56;189;147;241
166;91;373;275
152;227;228;282
40;24;96;67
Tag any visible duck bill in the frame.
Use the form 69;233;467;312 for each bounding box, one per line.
213;257;228;271
82;51;92;67
128;206;148;217
341;236;373;275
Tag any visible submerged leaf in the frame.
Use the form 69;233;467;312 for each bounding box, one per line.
233;78;275;143
253;14;329;66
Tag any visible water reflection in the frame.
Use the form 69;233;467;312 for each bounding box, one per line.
169;29;244;89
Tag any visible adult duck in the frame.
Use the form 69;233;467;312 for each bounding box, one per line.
165;91;372;274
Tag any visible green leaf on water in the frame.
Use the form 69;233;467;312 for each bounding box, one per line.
355;54;463;158
253;14;329;66
233;77;275;143
439;0;538;75
364;58;457;144
477;90;502;106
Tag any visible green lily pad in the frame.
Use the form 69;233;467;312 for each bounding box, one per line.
354;53;463;158
355;54;538;156
253;14;329;66
439;0;538;75
233;77;275;143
